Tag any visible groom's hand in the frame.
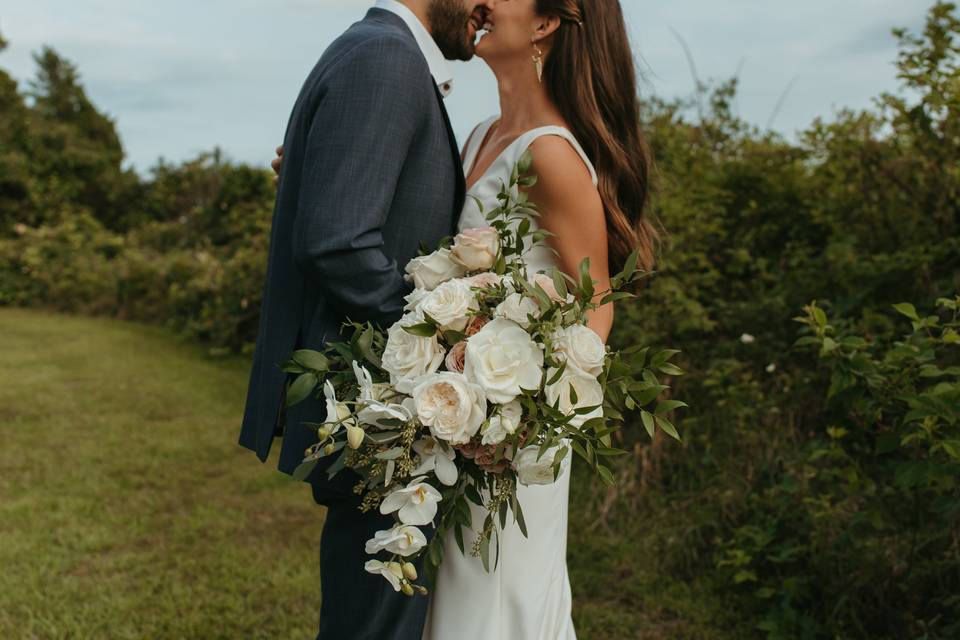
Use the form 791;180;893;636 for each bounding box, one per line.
271;145;284;185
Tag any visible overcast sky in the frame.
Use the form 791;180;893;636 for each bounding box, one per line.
0;1;933;172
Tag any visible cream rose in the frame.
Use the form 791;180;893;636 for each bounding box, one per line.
418;279;478;332
545;366;604;428
405;248;466;291
412;372;487;445
494;292;542;329
381;313;445;394
450;227;499;271
552;324;606;377
513;441;571;486
463;318;544;404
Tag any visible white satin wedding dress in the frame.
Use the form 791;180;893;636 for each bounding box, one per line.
421;115;598;640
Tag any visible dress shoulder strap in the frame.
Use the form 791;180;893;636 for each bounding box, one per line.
513;126;598;186
462;115;500;174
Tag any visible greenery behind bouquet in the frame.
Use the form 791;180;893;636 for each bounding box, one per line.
1;3;958;637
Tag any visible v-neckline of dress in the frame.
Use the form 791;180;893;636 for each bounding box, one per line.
464;118;519;193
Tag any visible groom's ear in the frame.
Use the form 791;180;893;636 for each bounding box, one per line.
532;14;561;41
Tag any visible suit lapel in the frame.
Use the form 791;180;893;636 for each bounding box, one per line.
433;84;466;230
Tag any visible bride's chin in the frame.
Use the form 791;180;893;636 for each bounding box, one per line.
474;34;494;59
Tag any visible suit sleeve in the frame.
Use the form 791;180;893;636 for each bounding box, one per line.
291;37;429;328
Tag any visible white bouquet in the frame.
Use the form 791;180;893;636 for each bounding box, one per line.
282;152;686;595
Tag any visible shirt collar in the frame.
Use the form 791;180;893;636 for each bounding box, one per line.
373;0;454;97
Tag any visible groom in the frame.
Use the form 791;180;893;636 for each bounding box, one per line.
238;1;487;638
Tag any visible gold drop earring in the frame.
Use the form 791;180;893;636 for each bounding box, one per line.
531;37;544;83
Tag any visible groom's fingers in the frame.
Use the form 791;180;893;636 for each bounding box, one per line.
271;145;284;185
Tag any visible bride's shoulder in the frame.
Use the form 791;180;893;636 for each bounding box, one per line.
526;135;597;193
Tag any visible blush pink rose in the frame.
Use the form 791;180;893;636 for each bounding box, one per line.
450;227;499;271
465;315;490;337
445;341;467;373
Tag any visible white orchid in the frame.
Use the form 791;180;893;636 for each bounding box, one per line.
320;380;354;437
364;524;428;557
364;559;405;591
357;397;415;429
353;361;394;403
379;476;443;526
410;437;458;486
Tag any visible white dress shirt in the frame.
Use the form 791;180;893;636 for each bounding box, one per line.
373;0;454;97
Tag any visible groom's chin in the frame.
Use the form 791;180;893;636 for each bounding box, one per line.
443;43;476;63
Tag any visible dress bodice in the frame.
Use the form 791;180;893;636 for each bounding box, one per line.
456;115;599;275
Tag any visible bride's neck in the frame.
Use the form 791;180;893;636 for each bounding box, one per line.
493;61;561;133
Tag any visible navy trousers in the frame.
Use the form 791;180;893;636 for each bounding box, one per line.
308;457;432;640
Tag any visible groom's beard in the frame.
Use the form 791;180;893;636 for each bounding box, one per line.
428;0;477;61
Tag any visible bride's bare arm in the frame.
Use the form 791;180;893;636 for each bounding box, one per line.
525;137;614;342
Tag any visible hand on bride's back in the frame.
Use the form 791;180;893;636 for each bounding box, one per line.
271;145;283;185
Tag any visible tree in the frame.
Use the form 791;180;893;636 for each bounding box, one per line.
22;47;141;230
0;31;33;231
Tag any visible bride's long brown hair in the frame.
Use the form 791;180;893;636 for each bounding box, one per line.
536;0;660;275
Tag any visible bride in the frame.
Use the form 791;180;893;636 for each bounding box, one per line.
422;1;658;638
272;1;659;637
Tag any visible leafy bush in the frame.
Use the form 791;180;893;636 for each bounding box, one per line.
1;4;958;637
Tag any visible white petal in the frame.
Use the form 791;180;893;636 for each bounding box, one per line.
379;490;410;516
433;453;459;486
398;500;437;526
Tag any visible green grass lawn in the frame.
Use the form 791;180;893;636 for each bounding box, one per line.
0;307;730;639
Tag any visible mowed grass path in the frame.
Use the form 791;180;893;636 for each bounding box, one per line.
0;308;728;639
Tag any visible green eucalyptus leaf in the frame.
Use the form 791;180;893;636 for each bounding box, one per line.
286;372;318;407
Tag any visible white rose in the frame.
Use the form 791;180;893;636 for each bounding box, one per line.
545;366;604;428
379;476;443;525
552;325;606;377
405;248;466;291
513;442;571;486
450;226;499;271
412;372;487;445
480;399;523;445
381;313;445;394
419;279;478;332
463;318;544;404
403;287;431;312
364;524;427;557
494;292;541;329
